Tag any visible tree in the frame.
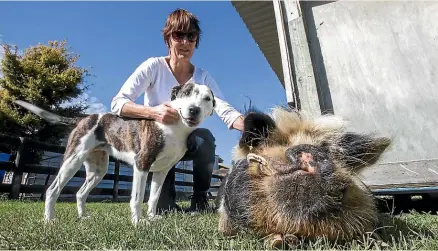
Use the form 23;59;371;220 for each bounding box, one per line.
0;40;91;162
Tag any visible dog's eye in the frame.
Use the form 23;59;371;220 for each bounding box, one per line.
204;97;211;101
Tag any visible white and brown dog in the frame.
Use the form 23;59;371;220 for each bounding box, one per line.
14;82;216;225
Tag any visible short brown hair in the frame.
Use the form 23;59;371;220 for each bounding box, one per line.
162;8;202;48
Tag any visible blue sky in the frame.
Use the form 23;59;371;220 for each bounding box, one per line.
0;1;287;165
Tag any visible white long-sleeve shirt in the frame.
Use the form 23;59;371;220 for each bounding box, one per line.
111;56;242;129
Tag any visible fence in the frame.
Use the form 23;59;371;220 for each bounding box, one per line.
0;134;226;202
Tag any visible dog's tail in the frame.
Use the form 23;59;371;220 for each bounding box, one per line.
13;100;84;126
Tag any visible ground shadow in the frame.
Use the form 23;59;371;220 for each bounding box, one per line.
376;194;438;215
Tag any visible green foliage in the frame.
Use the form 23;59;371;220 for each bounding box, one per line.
0;40;91;158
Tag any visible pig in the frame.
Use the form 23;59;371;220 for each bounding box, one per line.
216;106;391;247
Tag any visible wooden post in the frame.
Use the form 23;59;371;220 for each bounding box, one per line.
273;0;321;116
9;137;27;199
112;160;120;202
273;0;299;109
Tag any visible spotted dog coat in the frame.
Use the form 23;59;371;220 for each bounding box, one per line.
216;106;391;248
14;82;216;225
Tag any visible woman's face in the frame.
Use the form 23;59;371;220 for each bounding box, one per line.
169;31;198;61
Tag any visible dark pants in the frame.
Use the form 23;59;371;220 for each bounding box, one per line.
156;128;216;210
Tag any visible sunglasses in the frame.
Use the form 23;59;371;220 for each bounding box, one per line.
171;31;198;43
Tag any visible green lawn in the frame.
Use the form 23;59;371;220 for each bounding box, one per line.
0;199;437;250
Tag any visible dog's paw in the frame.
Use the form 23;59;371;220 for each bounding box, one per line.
78;215;92;221
44;217;56;225
132;218;145;227
148;215;163;221
132;217;162;227
138;218;151;225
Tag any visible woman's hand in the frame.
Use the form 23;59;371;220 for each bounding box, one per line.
232;115;245;132
152;103;180;124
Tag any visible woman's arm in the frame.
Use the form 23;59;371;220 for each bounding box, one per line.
111;57;160;120
203;71;244;132
111;58;179;124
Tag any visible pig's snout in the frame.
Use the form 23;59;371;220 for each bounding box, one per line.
285;144;334;176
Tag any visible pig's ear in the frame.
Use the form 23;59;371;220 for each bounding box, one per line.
239;111;277;151
334;132;391;171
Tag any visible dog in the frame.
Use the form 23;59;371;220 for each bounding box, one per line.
216;106;391;248
13;82;216;225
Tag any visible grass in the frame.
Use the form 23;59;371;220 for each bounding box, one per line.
0;199;438;250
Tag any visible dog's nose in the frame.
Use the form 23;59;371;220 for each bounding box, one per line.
285;144;333;175
189;106;200;116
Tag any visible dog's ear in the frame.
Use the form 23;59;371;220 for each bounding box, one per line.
170;85;182;101
210;90;216;116
239;111;276;151
210;90;216;108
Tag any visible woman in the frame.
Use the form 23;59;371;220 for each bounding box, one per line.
111;8;244;213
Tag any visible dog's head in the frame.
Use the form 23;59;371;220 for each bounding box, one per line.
230;106;391;239
170;82;216;127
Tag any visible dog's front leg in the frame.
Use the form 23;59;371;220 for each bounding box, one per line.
147;169;169;220
130;166;149;226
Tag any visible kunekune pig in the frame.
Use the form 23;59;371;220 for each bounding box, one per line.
216;106;391;247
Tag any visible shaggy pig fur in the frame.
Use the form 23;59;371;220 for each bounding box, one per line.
216;106;391;247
